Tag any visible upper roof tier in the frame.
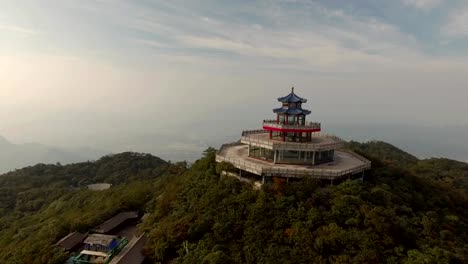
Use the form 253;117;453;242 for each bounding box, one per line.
277;87;307;103
274;87;311;115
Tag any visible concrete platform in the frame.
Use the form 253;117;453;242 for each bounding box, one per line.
216;143;371;181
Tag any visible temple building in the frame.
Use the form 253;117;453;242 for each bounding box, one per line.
216;88;371;184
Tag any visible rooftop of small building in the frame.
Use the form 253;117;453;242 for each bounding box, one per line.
84;234;118;246
55;231;88;251
91;211;139;234
88;183;112;190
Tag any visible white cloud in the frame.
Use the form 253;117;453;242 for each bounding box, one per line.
0;24;39;36
442;7;468;37
55;0;423;72
131;38;168;48
178;36;252;53
116;1;423;72
402;0;443;10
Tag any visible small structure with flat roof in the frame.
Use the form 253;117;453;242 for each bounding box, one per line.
72;234;128;264
55;232;87;252
216;88;371;184
83;234;119;252
87;183;112;191
91;212;139;234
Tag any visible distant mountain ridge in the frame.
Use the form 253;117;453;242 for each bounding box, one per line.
0;135;107;174
0;136;11;146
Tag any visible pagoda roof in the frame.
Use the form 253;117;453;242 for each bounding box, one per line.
273;107;311;115
278;87;307;103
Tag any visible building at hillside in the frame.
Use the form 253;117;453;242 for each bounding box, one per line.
216;88;371;184
56;232;87;252
72;234;128;264
91;211;139;234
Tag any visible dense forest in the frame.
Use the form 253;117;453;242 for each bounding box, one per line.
0;152;185;263
0;142;468;263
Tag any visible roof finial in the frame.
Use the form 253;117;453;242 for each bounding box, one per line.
291;86;294;93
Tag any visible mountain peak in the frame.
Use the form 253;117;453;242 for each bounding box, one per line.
0;135;11;146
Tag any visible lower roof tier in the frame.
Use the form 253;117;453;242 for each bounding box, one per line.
216;143;371;180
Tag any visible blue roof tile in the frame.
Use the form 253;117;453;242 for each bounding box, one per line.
277;87;307;103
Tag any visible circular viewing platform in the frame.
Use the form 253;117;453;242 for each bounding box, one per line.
216;143;371;181
241;130;344;151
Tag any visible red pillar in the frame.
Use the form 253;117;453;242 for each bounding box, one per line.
269;130;273;139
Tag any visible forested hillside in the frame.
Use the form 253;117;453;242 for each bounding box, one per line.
0;152;185;263
1;142;468;263
142;143;468;263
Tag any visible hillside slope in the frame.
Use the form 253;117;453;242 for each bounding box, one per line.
0;152;184;263
0;143;467;263
141;145;468;264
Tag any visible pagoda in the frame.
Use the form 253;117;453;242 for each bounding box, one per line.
216;88;371;185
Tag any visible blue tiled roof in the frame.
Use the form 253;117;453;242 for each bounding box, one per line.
277;87;307;103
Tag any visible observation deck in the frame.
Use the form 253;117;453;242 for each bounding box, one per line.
241;130;343;151
216;143;371;181
215;87;371;184
262;119;321;132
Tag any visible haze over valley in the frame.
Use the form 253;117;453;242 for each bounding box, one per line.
1;122;467;174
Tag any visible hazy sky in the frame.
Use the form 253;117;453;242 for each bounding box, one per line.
1;0;468;154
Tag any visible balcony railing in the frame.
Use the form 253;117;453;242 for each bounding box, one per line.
240;131;345;151
263;120;321;130
241;129;266;136
216;145;371;180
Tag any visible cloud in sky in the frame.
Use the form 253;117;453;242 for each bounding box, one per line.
0;24;39;36
442;5;468;37
1;0;464;70
1;0;468;152
402;0;443;10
